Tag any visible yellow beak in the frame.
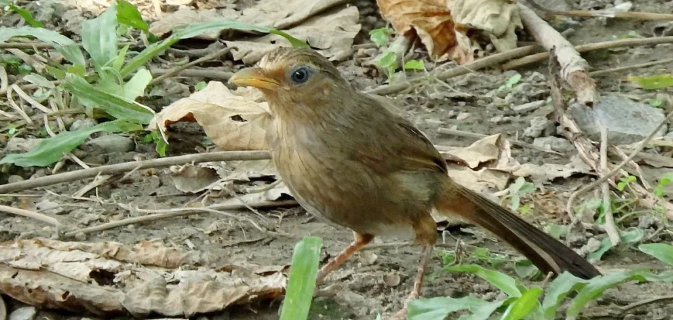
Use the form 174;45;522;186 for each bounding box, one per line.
229;67;280;90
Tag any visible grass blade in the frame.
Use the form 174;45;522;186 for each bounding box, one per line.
566;269;649;319
0;26;85;66
116;0;149;32
81;3;118;69
446;265;522;297
500;287;543;320
0;119;142;167
639;243;673;266
408;296;488;320
279;236;322;320
0;1;44;27
63;73;154;124
541;272;588;319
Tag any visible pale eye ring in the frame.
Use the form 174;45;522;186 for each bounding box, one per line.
290;66;311;84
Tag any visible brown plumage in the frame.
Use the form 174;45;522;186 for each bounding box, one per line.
230;47;600;318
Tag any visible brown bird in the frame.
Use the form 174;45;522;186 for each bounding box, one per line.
230;47;600;318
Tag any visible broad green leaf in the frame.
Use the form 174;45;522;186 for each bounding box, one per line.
122;67;152;100
408;296;488;320
23;74;55;89
588;228;644;261
116;0;149;32
0;1;44;27
120;38;178;77
513;260;539;279
500;287;543;320
506;74;522;87
639;243;673;266
460;300;507;320
627;74;673;90
376;51;397;70
0;119;142;167
566;269;650;319
641;270;673;283
82;3;118;69
194;81;207;91
369;27;389;47
0;26;85;66
279;237;322;320
404;59;425;70
447;265;522;297
542;272;588;319
63;73;154;124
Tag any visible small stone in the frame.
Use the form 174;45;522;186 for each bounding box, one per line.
447;110;458;119
523;116;554;138
527;71;546;83
456;112;470;121
74;232;87;241
7;175;24;183
69;118;98;131
533;137;574;153
9;306;37;320
511;100;546;114
490;115;505;123
82;135;135;154
569;94;667;145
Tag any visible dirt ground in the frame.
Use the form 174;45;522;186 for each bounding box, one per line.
1;0;673;319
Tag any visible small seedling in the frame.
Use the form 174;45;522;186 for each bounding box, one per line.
646;98;664;108
617;175;636;191
498;73;522;91
369;27;390;47
654;173;673;198
501;177;536;213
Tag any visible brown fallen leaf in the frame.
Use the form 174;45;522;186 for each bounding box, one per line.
448;0;522;54
0;239;286;317
148;81;271;151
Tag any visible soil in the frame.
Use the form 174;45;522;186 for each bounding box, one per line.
1;0;673;320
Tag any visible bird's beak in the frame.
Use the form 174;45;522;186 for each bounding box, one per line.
229;67;280;90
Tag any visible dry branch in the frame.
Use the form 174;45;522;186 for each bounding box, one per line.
519;3;596;106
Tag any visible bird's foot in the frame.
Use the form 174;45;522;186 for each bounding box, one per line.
384;291;421;320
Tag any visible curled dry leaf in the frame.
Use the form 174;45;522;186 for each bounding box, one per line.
148;82;271;150
0;239;286;317
169;163;224;193
448;0;522;54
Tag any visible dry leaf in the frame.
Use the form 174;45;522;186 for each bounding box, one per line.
225;6;360;64
149;7;239;40
169;163;223;193
220;182;293;205
376;0;458;61
239;0;352;29
148;82;271;150
511;155;593;185
448;0;522;55
0;239;286;317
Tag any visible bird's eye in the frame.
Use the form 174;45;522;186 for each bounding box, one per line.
289;66;311;84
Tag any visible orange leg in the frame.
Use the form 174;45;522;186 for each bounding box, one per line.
387;245;434;319
316;232;374;284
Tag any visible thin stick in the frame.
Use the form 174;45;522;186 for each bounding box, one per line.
600;125;620;246
62;200;297;237
437;128;562;155
527;0;673;22
0;205;61;226
519;3;596;106
0;151;271;193
149;47;232;85
503;36;673;70
590;57;673;77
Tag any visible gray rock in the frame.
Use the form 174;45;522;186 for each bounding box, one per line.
569;94;667;145
7;175;24;183
523;116;554;138
533;136;575;153
82;135;135;154
69;118;98;131
9;306;37;320
456;112;470;121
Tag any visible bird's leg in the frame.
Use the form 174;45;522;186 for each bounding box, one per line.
386;245;434;320
316;231;374;284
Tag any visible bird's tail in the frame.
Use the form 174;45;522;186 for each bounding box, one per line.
436;181;601;280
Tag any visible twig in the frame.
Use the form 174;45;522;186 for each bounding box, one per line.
0;151;271;193
586;295;673;318
62;200;297;237
600;125;620;246
437;128;562;155
0;205;61;226
503;36;673;70
149;47;232;85
590;57;673;77
366;45;541;95
526;0;673;21
519;3;596;106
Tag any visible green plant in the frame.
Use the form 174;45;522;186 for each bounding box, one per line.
0;0;44;27
279;236;322;320
369;27;425;81
617;175;636;191
498;73;522;91
500;177;535;214
653;173;673;198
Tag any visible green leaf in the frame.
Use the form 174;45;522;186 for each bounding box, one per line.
447;265;522;297
647;98;664;108
542;272;588;319
120;38;178;78
376;51;397;69
404;59;425;70
588;228;644;261
639;243;673;266
627;74;673;90
116;0;149;32
0;26;85;66
513;260;539;279
408;296;488;320
506;74;522;88
566;269;650;319
122;67;152;100
195;81;207;91
369;27;389;47
112;44;130;71
461;300;507;320
500;287;543;320
23;74;55;89
82;3;118;70
62;73;154;124
0;119;142;167
279;236;322;320
0;1;44;27
173;20;307;47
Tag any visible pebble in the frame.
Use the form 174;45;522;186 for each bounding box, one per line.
533;136;575;153
7;175;23;183
523;116;555;138
69;118;98;131
569;94;667;145
81;135;135;154
9;306;37;320
456;112;470;121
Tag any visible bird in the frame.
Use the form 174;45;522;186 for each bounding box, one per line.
229;47;600;318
